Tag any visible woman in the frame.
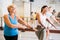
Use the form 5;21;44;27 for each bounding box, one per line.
46;7;59;24
36;5;56;40
3;5;33;40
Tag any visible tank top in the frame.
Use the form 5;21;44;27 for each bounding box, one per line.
4;14;18;36
38;13;48;28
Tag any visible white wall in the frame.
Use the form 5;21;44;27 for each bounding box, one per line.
13;0;60;17
24;2;30;22
0;0;3;17
31;0;60;12
13;0;30;19
0;0;13;27
2;0;13;15
13;0;24;17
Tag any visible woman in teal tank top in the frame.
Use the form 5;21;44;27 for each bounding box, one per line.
4;5;33;40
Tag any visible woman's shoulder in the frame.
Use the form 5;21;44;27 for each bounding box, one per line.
15;15;21;20
36;12;41;16
3;14;9;18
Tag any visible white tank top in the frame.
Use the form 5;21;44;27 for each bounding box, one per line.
38;13;48;27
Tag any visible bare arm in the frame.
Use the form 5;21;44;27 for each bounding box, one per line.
16;16;32;29
51;15;60;24
46;18;56;29
4;15;17;28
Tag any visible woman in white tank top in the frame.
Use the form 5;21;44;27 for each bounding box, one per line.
36;5;56;40
39;13;48;28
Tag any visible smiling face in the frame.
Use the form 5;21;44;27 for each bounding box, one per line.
8;5;16;14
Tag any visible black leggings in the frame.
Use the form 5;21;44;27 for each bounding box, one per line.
4;35;18;40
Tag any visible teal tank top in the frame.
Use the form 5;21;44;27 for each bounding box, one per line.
4;14;18;36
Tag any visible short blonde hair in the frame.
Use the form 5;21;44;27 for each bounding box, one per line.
7;4;15;13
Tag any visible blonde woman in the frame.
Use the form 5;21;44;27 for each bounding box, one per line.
3;5;33;40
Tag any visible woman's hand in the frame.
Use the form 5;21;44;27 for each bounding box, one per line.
26;25;32;29
33;28;38;31
16;23;26;30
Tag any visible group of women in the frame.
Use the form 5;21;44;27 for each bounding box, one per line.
3;4;60;40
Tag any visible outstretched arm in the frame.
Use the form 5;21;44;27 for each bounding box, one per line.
16;16;33;29
4;14;25;29
51;15;60;25
46;18;57;29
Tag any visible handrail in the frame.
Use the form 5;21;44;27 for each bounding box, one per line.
0;17;60;33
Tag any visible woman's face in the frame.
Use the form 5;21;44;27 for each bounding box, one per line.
9;6;16;14
49;8;53;12
43;7;48;14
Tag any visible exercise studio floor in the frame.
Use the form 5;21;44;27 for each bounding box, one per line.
0;30;60;40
